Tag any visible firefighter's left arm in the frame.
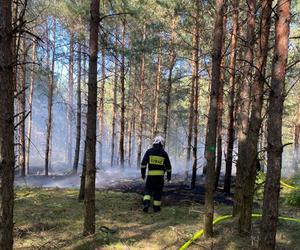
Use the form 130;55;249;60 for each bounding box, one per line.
165;153;172;181
141;150;149;179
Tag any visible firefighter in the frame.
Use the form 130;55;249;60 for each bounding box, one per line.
141;135;172;212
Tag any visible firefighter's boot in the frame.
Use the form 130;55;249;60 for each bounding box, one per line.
143;194;151;212
153;200;161;212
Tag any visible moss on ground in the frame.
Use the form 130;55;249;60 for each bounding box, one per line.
14;186;300;250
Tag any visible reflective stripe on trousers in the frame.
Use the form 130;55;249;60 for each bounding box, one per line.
148;170;164;176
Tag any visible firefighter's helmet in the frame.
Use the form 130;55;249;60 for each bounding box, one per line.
153;135;164;145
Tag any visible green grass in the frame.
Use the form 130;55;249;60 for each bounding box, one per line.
14;186;300;250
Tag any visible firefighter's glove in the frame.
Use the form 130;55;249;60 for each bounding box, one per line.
167;172;171;182
141;168;146;180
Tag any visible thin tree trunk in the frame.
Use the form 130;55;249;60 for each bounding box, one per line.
45;20;56;176
0;0;15;248
137;25;146;168
12;0;18;94
119;19;126;168
234;0;256;218
259;0;291;248
97;44;105;167
215;10;227;189
18;37;27;177
78;142;87;201
204;0;225;238
224;0;239;194
236;0;272;234
191;0;200;189
186;42;195;182
163;18;176;146
78;39;87;200
67;32;74;167
153;36;162;137
83;0;100;236
128;64;137;166
293;100;300;171
73;39;82;174
110;29;119;167
26;39;36;175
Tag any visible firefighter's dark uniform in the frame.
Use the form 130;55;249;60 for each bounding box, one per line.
141;143;172;212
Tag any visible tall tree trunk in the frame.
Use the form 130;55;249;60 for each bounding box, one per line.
26;39;37;175
128;64;137;166
137;25;146;168
191;0;200;189
259;0;291;248
163;18;176;146
119;19;126;168
293;100;300;171
203;0;225;238
186;42;195;182
234;0;256;218
78;142;87;201
224;0;239;194
78;39;87;201
83;0;100;236
236;0;272;234
97;44;105;167
12;0;18;93
45;20;56;176
0;1;15;248
73;39;82;174
67;32;74;167
18;37;27;177
110;29;119;167
153;36;162;137
215;10;227;189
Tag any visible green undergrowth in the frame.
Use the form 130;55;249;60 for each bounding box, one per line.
14;186;300;250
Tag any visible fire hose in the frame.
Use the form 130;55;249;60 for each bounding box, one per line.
179;179;300;250
179;214;300;250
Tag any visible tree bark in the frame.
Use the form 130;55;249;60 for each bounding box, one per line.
186;33;195;183
67;32;74;167
83;0;100;236
78;40;88;201
236;0;272;234
45;20;56;176
78;142;87;201
163;18;176;147
97;43;105;167
110;28;119;167
153;36;162;137
191;0;200;189
234;0;256;219
136;25;146;168
128;64;137;166
293;100;300;171
73;39;82;174
259;0;291;248
26;39;37;175
18;37;27;177
204;0;225;238
0;1;15;249
119;19;126;168
224;0;239;194
215;10;227;189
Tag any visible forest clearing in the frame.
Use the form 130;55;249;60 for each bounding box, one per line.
1;0;300;249
13;174;300;249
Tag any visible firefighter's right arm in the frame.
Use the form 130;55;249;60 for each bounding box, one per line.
141;151;149;180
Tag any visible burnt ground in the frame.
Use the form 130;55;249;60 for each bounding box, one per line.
15;173;234;207
105;174;235;206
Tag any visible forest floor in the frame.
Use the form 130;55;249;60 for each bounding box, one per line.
14;174;300;250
